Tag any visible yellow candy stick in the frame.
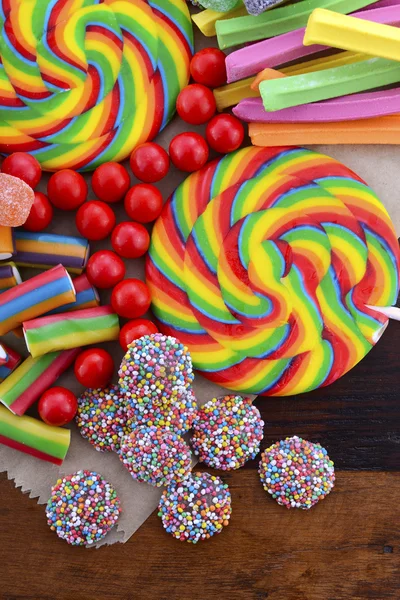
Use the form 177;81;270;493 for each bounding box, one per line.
304;8;400;62
192;5;248;37
214;77;258;111
284;50;366;75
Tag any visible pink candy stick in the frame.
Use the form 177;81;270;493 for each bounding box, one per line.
233;88;400;123
226;4;400;82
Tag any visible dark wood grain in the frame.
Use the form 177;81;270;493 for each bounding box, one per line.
0;470;399;600
254;319;400;471
1;281;399;599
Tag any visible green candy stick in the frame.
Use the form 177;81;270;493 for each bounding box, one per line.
259;57;400;112
216;0;377;49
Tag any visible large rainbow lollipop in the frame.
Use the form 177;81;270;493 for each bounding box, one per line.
0;0;193;171
146;146;400;396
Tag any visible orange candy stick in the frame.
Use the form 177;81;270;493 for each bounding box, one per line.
0;226;15;260
249;115;400;146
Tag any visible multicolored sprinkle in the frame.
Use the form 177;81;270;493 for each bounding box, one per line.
46;471;120;546
192;395;264;470
76;386;127;453
119;426;192;488
126;386;199;436
118;334;194;408
158;472;232;543
258;436;335;509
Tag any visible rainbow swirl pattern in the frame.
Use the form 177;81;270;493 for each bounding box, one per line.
0;0;193;171
146;147;400;396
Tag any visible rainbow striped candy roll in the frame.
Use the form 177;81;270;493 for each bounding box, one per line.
0;349;80;416
0;262;21;293
305;8;400;62
0;264;76;336
14;231;90;274
23;306;120;358
234;88;400;123
216;0;377;49
0;226;14;260
46;274;100;316
249;115;400;146
225;3;400;80
0;406;70;465
192;4;247;37
0;345;22;382
0;344;7;366
260;57;400;112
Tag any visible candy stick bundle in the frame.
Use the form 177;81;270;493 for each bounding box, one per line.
195;0;400;145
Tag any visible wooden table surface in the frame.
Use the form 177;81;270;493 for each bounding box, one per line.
1;320;399;600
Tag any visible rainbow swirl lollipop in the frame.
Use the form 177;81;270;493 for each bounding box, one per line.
0;0;193;171
146;146;400;396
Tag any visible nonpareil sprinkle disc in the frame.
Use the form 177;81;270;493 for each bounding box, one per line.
146;146;400;396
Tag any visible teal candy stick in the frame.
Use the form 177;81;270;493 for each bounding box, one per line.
216;0;377;48
259;57;400;112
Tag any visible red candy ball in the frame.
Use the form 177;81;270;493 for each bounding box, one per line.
38;387;78;427
119;319;159;351
124;184;163;223
206;114;245;154
111;221;150;259
86;250;125;289
190;48;227;88
111;278;151;319
2;152;42;189
76;200;116;241
47;170;88;210
23;191;53;232
92;162;130;203
74;348;114;389
169;133;209;173
176;84;216;125
130;143;169;183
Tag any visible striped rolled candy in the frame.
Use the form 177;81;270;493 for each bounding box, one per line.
146;146;400;396
0;0;193;171
0;348;80;415
0;226;14;260
0;262;21;292
14;232;90;274
0;344;6;366
0;344;21;382
46;274;100;316
0;406;70;465
0;264;76;336
23;306;120;358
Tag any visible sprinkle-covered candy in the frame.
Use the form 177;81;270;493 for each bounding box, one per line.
259;436;335;509
118;334;194;407
76;386;127;452
158;472;232;543
46;470;120;546
192;395;264;470
119;426;192;487
126;386;199;436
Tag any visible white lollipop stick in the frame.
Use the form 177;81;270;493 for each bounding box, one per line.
367;305;400;320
